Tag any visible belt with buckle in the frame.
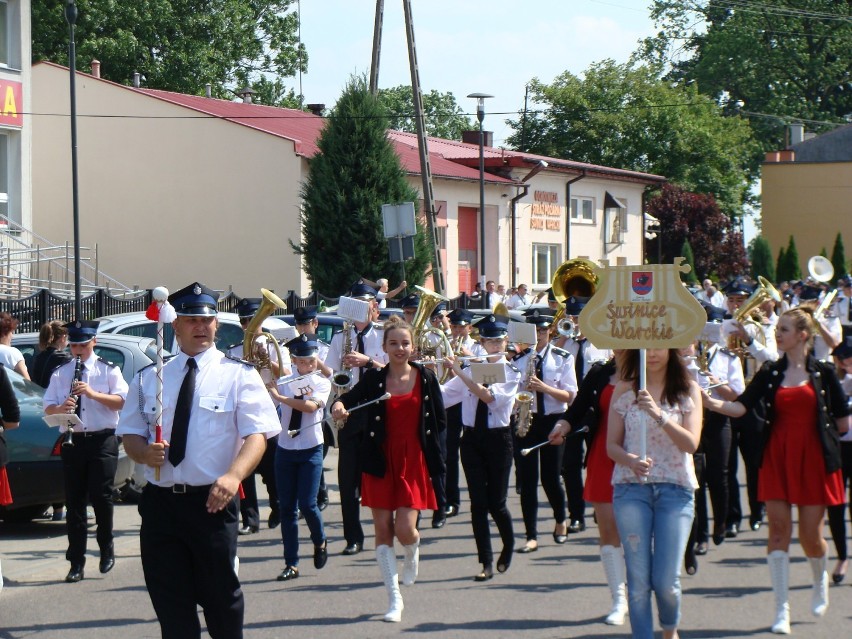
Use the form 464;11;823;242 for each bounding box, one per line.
76;429;116;438
150;483;213;494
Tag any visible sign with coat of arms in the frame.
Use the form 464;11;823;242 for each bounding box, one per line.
579;258;706;349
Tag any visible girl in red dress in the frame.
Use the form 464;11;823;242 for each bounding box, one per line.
705;307;850;634
331;316;446;623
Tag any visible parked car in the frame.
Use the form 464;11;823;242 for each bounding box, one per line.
3;333;167;522
95;311;291;353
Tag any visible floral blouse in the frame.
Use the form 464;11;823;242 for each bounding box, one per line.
611;390;698;490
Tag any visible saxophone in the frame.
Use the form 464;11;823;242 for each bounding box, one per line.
514;350;536;438
331;321;354;393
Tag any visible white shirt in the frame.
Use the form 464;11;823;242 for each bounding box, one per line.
441;360;521;428
325;323;387;386
837;295;852;328
504;293;529;309
814;316;842;361
704;345;745;400
721;319;779;365
563;338;613;380
697;290;725;309
276;372;331;450
44;353;129;433
117;346;280;487
0;344;24;372
514;344;578;415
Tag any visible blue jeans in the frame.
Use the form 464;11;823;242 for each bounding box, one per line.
613;482;695;639
275;444;325;567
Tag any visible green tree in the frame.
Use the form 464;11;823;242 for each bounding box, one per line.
784;236;802;281
831;232;847;278
776;246;787;282
639;1;852;165
506;60;758;216
749;235;776;283
377;86;474;139
293;76;431;294
680;240;698;284
32;0;306;106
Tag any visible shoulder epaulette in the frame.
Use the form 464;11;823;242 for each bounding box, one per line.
225;354;255;367
511;348;532;362
97;356;119;368
551;347;569;358
506;363;520;373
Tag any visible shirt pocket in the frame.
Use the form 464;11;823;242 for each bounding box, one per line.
198;395;235;435
142;392;174;434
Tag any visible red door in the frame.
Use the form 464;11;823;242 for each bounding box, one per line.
458;206;478;292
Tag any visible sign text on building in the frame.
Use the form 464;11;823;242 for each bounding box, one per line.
0;80;22;128
529;190;561;231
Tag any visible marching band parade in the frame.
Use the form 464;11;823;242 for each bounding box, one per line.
0;254;849;639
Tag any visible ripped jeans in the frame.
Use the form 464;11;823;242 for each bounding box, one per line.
613;482;694;639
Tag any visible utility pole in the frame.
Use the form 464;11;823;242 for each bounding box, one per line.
369;0;384;96
402;0;445;294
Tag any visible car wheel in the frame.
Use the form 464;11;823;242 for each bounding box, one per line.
0;504;51;523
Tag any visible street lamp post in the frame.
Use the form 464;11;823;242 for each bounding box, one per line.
467;93;492;308
65;1;82;318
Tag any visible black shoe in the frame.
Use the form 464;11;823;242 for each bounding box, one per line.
496;546;513;573
276;565;299;581
553;522;569;544
65;565;84;583
238;525;259;536
445;504;459;518
474;564;493;581
342;542;362;556
712;533;726;546
268;511;280;530
516;541;538;554
725;524;738;539
313;540;328;570
317;490;329;511
749;518;762;532
832;559;848;584
694;542;708;556
432;511;446;529
99;547;115;574
567;520;586;534
685;548;698;575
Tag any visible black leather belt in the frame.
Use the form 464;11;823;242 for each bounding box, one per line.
149;483;213;494
75;429;116;438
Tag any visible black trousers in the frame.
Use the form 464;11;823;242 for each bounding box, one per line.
460;426;514;565
140;485;243;639
430;422;448;512
515;413;567;540
561;426;586;522
337;422;364;546
727;413;764;527
444;404;463;510
827;441;852;561
695;413;731;543
60;431;118;565
239;435;279;528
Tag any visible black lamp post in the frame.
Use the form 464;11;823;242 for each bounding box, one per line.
467;93;492;307
65;1;82;318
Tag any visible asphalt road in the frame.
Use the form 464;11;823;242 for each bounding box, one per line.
1;450;850;639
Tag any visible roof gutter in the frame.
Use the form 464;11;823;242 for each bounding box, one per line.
564;171;586;260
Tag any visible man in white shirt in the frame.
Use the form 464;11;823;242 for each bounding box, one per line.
505;284;531;309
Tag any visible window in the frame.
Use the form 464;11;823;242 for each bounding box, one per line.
0;2;7;67
570;197;595;223
532;243;562;286
93;347;127;376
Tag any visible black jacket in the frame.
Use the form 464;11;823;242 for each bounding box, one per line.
738;355;850;474
337;362;447;479
563;359;616;443
32;347;72;389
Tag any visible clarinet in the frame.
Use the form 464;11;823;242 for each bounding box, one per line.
62;356;83;448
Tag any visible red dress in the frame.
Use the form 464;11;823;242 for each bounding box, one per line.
361;375;437;511
758;383;845;506
583;383;616;504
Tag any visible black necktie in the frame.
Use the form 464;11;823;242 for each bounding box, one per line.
575;340;586;383
287;395;304;436
474;386;489;432
169;357;197;467
535;352;545;415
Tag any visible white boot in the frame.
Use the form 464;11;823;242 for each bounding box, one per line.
402;537;420;586
768;550;791;634
376;545;404;622
600;545;628;626
808;553;829;617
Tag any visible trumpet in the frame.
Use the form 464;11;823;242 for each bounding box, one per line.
63;356;83;448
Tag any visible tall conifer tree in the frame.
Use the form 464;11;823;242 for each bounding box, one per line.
750;236;775;283
831;233;847;279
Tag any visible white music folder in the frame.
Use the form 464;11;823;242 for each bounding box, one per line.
43;414;83;429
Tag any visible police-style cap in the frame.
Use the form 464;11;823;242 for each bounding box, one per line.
285;333;318;358
840;276;852;287
546;287;557;303
235;297;261;319
722;277;753;297
168;282;219;316
430;303;446;318
65;320;99;344
473;314;510;338
523;307;555;326
448;308;473;325
832;337;852;360
399;293;420;309
701;301;727;322
799;285;821;301
293;305;318;324
563;296;589;316
349;281;377;299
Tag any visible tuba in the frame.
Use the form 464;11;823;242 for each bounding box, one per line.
243;288;287;385
550;258;597;340
411;285;454;382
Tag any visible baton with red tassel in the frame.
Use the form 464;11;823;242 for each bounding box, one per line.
145;287;176;480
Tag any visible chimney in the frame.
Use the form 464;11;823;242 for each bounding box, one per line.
462;130;493;147
789;121;804;146
91;59;101;78
205;83;212;98
235;86;256;104
305;103;325;116
132;71;140;88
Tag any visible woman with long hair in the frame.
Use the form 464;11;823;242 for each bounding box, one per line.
607;348;702;639
33;320;71;388
549;350;627;625
0;312;30;380
704;307;850;634
331;316;446;623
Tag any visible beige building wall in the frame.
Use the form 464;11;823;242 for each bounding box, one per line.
761;162;852;274
32;63;308;297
